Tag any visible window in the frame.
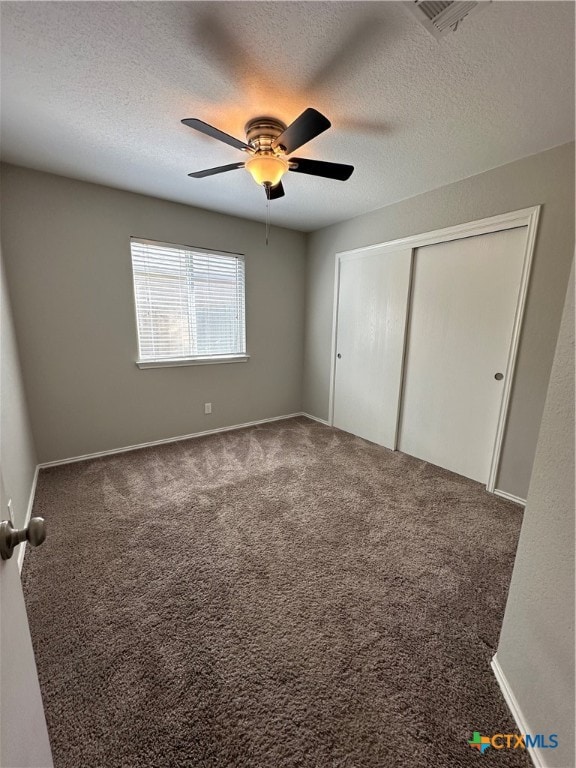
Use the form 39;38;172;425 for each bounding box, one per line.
130;238;247;368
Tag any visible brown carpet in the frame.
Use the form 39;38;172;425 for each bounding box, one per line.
23;416;530;767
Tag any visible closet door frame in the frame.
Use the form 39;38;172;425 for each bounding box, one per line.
329;205;541;498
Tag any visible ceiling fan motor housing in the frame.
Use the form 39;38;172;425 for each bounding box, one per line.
245;117;287;154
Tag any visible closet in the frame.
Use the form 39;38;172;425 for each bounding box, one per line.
331;210;537;489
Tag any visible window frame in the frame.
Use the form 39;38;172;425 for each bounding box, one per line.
129;237;249;369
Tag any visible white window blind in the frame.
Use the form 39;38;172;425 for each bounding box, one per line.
130;238;246;364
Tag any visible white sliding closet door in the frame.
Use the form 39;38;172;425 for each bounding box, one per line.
398;227;527;483
333;247;412;448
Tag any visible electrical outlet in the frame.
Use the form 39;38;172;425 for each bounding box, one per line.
7;498;14;525
204;402;212;415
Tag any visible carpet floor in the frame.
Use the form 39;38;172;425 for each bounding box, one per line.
23;417;530;767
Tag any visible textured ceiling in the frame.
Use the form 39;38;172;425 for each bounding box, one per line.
1;1;574;231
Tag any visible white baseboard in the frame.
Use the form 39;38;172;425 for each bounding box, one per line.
300;412;330;426
18;464;39;573
494;489;527;507
37;413;304;469
491;654;545;768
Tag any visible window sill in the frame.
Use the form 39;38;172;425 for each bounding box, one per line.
136;355;250;369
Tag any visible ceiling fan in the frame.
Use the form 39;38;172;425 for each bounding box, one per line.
181;108;354;200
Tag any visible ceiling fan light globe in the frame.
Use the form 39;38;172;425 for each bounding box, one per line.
245;155;288;187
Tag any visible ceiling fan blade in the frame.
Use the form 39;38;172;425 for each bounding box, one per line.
268;181;285;200
188;162;245;178
181;119;252;152
289;158;354;181
272;108;331;154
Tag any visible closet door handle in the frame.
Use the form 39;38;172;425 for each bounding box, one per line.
494;372;504;381
337;353;342;359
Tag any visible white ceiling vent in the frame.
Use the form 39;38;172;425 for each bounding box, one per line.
407;1;491;40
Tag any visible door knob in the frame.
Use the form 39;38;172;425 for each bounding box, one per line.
337;353;342;359
0;517;46;560
494;372;504;381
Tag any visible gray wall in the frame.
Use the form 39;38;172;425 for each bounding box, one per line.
496;261;574;767
0;245;37;528
1;164;306;463
303;142;575;499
